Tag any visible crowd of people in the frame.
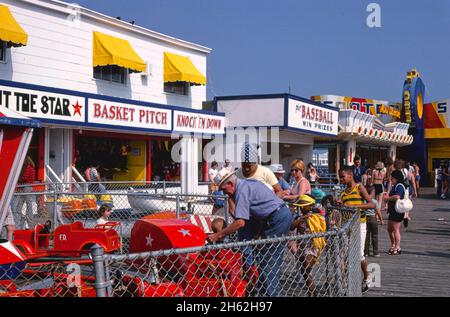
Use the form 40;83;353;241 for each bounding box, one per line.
206;142;422;296
0;141;430;296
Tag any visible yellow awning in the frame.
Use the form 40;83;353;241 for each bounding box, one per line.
93;31;146;73
0;4;28;47
164;52;206;86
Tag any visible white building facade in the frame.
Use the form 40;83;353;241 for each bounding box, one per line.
0;0;225;193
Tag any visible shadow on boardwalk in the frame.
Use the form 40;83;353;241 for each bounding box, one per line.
364;188;450;297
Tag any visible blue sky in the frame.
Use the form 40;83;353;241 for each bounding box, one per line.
74;0;450;102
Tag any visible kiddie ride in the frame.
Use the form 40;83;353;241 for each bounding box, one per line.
0;221;122;297
12;221;121;258
125;215;259;297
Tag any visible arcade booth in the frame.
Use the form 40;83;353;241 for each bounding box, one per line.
215;94;339;172
312;93;413;172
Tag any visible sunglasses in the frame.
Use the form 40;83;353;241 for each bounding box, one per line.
291;169;301;172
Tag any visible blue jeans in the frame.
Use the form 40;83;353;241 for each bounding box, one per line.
237;207;293;297
258;205;293;297
238;217;262;268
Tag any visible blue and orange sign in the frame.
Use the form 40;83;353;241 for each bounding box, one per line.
402;69;426;128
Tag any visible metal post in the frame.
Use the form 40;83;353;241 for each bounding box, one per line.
332;231;343;297
175;195;180;219
53;191;57;229
91;244;109;297
104;256;113;297
163;180;166;195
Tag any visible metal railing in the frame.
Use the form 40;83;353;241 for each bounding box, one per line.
15;180;212;195
9;189;229;253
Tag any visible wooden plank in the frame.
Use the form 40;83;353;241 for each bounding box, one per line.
364;188;450;297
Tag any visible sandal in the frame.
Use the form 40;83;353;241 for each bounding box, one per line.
388;247;395;255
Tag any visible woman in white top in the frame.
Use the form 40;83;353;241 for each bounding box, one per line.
284;159;312;201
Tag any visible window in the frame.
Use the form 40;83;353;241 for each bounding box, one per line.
0;41;6;62
93;65;127;84
164;81;189;96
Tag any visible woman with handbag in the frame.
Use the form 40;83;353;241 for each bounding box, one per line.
383;170;412;255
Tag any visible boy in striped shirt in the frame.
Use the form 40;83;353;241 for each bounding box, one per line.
338;166;375;293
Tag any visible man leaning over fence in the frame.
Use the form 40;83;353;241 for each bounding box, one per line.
208;171;293;297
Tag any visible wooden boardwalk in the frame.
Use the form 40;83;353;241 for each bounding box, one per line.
364;188;450;297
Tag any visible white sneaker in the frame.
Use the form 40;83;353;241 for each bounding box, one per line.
441;194;447;199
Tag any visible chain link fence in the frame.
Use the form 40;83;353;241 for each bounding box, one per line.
88;208;361;298
0;256;97;297
1;207;361;297
5;182;363;297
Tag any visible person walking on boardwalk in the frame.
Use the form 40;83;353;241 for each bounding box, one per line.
364;185;383;257
383;170;407;256
412;162;421;197
373;161;386;217
338;166;375;293
352;155;366;184
394;159;416;227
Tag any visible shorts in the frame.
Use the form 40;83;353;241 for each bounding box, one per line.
388;210;405;222
4;207;15;226
374;184;384;195
360;223;367;261
415;175;421;182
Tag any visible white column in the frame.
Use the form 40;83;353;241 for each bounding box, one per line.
336;143;341;173
345;139;357;166
180;136;199;194
389;144;397;161
63;129;72;184
44;128;50;182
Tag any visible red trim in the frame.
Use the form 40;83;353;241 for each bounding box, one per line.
0;128;24;199
37;129;45;182
146;139;152;182
203;159;208;182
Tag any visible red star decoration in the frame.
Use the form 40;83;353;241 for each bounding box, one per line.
72;101;83;116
